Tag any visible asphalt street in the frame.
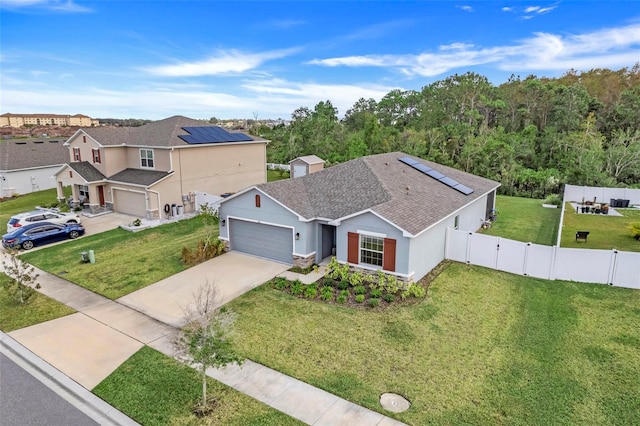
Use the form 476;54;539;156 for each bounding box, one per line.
0;353;99;426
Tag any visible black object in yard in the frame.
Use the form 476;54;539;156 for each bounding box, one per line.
576;231;589;242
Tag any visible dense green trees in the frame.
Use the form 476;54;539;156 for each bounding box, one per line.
256;66;639;197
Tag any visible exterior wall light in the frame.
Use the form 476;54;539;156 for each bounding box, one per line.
295;232;300;240
221;219;226;227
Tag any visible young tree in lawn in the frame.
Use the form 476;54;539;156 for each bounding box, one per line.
1;248;40;304
173;281;242;414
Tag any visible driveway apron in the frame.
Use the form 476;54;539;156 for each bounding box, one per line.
117;252;289;327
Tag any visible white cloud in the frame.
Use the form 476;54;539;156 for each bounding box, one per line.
502;7;513;12
457;5;473;12
142;48;299;77
524;6;541;13
308;22;640;77
0;0;92;13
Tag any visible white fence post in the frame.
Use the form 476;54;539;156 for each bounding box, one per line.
608;249;618;286
466;232;472;264
523;243;531;276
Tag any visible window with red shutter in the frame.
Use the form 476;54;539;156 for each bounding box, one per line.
347;232;359;264
382;238;396;272
255;194;261;208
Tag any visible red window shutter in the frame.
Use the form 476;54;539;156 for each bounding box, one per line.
347;232;359;264
255;194;261;208
383;238;396;272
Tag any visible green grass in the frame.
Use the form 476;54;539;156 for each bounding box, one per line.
93;346;303;426
267;169;290;182
20;218;212;299
561;204;640;251
0;274;75;332
226;263;640;425
0;187;71;229
482;195;561;245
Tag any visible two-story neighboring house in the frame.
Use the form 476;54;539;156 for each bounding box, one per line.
54;115;268;218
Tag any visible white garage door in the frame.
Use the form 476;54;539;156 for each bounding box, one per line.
113;190;146;217
229;219;293;264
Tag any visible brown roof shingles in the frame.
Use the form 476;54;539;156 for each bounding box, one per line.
0;140;69;171
258;152;500;235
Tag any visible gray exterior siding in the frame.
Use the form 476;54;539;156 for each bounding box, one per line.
219;188;312;257
337;212;410;277
408;192;493;280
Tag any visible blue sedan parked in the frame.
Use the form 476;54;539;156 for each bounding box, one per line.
2;222;85;250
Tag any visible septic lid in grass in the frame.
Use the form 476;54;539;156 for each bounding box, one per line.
380;393;411;413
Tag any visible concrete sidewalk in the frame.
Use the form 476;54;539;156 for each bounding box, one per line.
3;253;406;425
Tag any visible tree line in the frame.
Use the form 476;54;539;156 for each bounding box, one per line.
254;66;640;198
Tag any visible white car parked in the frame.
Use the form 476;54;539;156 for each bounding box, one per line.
6;209;82;233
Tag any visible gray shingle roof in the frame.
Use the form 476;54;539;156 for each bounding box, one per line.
258;152;500;235
0;140;69;171
68;162;107;182
81;115;267;147
108;168;170;186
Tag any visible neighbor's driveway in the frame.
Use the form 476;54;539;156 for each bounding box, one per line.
81;212;136;235
117;252;290;327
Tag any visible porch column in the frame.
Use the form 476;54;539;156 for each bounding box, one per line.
56;181;66;201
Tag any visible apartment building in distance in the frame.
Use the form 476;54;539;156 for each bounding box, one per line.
0;113;99;127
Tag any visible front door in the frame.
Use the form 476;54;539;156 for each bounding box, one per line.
321;224;337;260
98;186;105;206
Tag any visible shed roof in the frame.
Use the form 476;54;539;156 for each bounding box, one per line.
256;152;500;235
289;155;325;165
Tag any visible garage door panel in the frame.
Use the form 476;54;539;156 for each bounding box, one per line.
113;190;146;217
230;219;292;264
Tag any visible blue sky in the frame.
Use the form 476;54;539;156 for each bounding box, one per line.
1;1;639;120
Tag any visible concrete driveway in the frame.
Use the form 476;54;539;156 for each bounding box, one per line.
81;212;137;235
117;252;290;327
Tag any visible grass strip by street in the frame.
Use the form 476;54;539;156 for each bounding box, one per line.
481;195;561;245
560;204;640;251
226;263;640;425
0;274;75;332
93;346;304;426
20;217;211;299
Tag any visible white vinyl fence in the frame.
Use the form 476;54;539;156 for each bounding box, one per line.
445;228;640;290
564;184;640;206
194;192;224;212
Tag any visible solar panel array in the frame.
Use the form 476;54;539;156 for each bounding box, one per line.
399;156;474;195
179;126;254;144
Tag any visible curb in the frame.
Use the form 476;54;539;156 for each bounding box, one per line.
0;332;139;426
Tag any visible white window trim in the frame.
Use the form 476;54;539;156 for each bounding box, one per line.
356;229;386;238
359;234;384;268
140;148;155;169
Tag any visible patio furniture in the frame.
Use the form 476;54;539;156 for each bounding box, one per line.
576;231;589;242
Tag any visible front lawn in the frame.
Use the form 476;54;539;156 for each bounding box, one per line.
560;204;640;251
0;274;75;332
227;263;640;425
93;346;303;426
20;218;212;299
482;195;561;245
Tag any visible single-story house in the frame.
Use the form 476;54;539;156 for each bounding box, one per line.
218;152;500;281
54;116;269;217
0;139;69;197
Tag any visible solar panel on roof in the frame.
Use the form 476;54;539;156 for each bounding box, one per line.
397;157;474;195
453;184;474;195
426;169;445;180
439;176;459;187
179;126;253;144
399;156;420;166
413;163;432;173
